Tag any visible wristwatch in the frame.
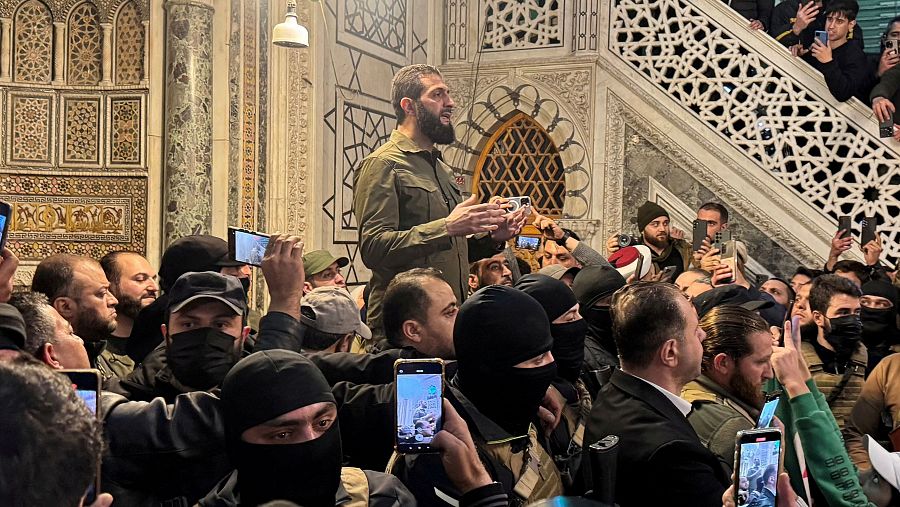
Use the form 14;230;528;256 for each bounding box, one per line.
558;230;572;245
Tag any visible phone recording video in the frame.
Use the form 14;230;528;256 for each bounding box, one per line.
735;428;782;506
515;235;541;251
60;369;101;503
228;226;270;267
0;200;11;252
395;359;444;454
757;393;780;428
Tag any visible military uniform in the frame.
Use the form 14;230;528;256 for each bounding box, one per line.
801;340;867;429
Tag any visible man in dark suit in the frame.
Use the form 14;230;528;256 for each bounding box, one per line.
584;281;730;506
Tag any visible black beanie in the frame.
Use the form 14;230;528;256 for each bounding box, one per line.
221;350;335;441
572;265;627;308
637;201;669;232
863;278;899;308
454;285;553;370
515;274;577;322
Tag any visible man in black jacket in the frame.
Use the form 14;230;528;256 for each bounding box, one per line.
725;0;774;31
584;281;730;506
572;265;627;396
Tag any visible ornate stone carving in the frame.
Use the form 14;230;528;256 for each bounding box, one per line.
67;1;102;85
110;97;141;164
521;69;592;130
0;174;147;261
443;73;506;119
482;0;562;50
343;0;406;56
114;0;143;84
445;0;467;61
62;97;100;164
572;0;599;51
606;94;822;266
13;0;52;83
9;94;51;163
286;0;311;235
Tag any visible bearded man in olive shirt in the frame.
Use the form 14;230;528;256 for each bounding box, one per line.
354;64;526;345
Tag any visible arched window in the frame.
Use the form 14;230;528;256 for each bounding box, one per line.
13;0;52;83
115;0;143;85
473;112;566;218
67;1;102;85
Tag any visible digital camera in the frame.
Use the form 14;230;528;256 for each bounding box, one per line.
617;234;641;247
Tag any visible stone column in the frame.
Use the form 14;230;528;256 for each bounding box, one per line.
141;20;150;85
100;22;113;85
0;18;10;82
162;0;215;246
52;21;66;84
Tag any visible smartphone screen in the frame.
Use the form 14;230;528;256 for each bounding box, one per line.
60;369;101;503
0;201;10;251
228;226;269;267
395;360;443;453
757;395;779;428
735;429;782;506
515;236;541;251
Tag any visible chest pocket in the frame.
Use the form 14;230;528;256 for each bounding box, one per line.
395;169;446;230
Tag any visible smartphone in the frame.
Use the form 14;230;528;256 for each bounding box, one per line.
506;196;531;214
880;118;895;138
227;226;270;267
838;216;851;238
633;253;645;281
757;392;780;428
734;428;783;506
815;30;828;46
719;239;737;284
395;359;444;454
658;265;678;283
0;200;10;252
692;219;709;251
861;216;877;246
61;369;101;503
887;39;899;54
515;235;541;251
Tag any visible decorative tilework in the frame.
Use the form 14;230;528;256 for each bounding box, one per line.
115;0;144;84
62;97;100;164
67;1;103;85
0;174;147;260
13;0;52;83
241;0;257;230
110;97;141;165
9;94;52;164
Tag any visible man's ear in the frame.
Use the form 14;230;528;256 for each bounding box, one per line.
236;326;251;352
711;353;732;375
812;310;826;328
41;343;62;369
467;274;479;292
339;333;354;353
161;324;170;348
303;281;313;295
52;297;75;321
400;97;416;118
659;338;679;368
402;320;423;345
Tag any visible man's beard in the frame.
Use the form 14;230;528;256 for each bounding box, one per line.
415;101;455;145
643;232;670;250
728;370;765;409
115;293;143;320
73;308;117;341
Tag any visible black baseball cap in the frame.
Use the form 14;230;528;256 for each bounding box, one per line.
692;285;773;318
159;235;245;291
167;271;247;315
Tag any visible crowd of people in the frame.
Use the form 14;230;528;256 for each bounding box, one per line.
5;59;900;507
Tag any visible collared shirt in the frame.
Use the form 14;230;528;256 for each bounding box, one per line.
627;372;693;417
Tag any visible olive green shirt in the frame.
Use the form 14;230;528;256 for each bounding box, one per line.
354;130;498;341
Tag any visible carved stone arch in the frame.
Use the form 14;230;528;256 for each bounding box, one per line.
12;0;53;83
113;0;143;84
108;0;148;23
58;0;108;22
66;0;102;85
443;81;591;220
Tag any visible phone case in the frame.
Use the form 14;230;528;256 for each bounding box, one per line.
394;359;445;454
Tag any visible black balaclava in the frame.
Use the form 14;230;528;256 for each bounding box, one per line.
166;327;241;389
861;278;900;350
515;274;586;383
454;285;557;437
221;350;341;507
571;265;627;359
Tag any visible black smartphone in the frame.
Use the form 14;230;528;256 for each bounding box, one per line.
692;219;709;251
659;265;677;282
0;200;11;252
734;428;782;506
633;253;645;281
861;216;877;246
61;369;101;503
838;216;851;238
880;118;894;138
815;30;828;46
395;359;444;454
227;226;270;267
515;235;541;251
757;392;780;428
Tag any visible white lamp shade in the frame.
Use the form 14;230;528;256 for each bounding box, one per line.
273;15;309;48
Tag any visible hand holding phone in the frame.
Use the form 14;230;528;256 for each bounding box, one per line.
61;369;101;503
228;226;270;267
861;216;877;246
734;428;783;505
692;219;709;252
837;216;851;238
395;359;444;454
515;236;541;251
